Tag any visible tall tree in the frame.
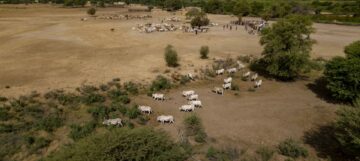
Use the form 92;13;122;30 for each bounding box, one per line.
259;15;315;80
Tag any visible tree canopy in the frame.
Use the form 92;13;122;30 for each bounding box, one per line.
258;15;315;80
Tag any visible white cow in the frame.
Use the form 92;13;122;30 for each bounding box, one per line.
187;73;194;80
255;79;263;88
216;69;225;75
223;83;231;90
227;68;237;74
251;73;258;81
152;93;165;101
157;115;174;124
182;90;195;97
138;105;152;114
189;100;202;107
212;87;224;95
188;94;199;101
102;118;123;126
237;61;245;69
224;77;232;84
179;104;195;112
243;71;251;78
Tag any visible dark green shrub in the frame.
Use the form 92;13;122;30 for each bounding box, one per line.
0;108;11;121
200;46;209;59
137;115;150;125
87;105;110;120
344;40;360;59
107;88;127;99
69;121;97;141
164;45;179;67
194;130;207;143
44;128;190;161
149;75;172;92
184;114;202;136
278;138;308;158
0;124;16;133
29;137;51;153
231;84;240;91
87;7;96;15
124;82;139;95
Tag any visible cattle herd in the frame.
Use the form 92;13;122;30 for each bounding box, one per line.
103;60;263;126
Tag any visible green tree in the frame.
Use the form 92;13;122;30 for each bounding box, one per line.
233;0;250;16
334;107;360;158
163;0;182;11
344;40;360;59
259;15;315;80
44;128;190;161
250;1;264;16
324;57;360;102
87;7;96;16
190;15;210;28
164;45;179;67
200;46;209;59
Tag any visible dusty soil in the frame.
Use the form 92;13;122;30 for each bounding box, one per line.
0;4;359;97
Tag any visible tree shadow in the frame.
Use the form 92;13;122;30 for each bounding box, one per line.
306;77;343;104
303;125;350;161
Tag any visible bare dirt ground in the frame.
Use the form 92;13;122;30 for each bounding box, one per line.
0;4;359;97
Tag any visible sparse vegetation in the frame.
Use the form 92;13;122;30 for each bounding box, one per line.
200;46;209;59
149;75;172;92
278;138;308;158
164;45;179;67
183;114;207;143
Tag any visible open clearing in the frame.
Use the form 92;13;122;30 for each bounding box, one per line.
0;5;359;96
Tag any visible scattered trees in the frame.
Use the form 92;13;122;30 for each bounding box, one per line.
164;45;179;67
258;15;315;80
200;46;209;59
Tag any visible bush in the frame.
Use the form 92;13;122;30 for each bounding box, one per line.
191;15;210;28
126;105;140;119
87;8;96;16
231;84;240;91
0;96;8;102
200;46;209;59
36;114;64;132
99;84;110;91
29;137;51;153
344;40;360;59
69;121;97;141
164;45;179;67
183;114;207;143
123;82;139;95
334;107;360;157
256;146;275;161
82;93;105;105
87;105;110;120
44;128;190;161
324;56;360;102
278;138;308;158
149;75;172;92
194;130;207;143
179;75;191;85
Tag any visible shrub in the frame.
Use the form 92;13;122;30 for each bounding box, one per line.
278;138;308;158
87;7;96;16
69;121;97;141
77;85;98;95
124;82;139;95
324;57;360;102
0;96;8;102
179;75;191;85
126;105;140;119
200;46;209;59
29;137;51;153
194;130;207;143
191;15;210;28
44;128;190;161
0;108;11;121
87;105;110;120
164;45;179;67
334;107;360;157
344;40;360;59
149;75;172;92
107;88;127;99
256;146;275;161
99;84;110;91
36;114;64;132
183;114;202;136
204;68;216;78
206;147;218;159
82;93;105;105
231;84;240;91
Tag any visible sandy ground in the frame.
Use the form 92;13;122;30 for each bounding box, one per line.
0;4;359;97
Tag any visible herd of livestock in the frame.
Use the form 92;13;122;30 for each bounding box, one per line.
102;60;263;126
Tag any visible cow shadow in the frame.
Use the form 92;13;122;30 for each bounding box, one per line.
303;125;350;161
